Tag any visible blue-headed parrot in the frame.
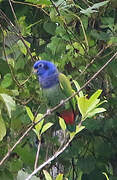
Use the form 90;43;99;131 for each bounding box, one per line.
33;60;77;132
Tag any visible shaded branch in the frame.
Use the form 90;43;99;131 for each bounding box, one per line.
26;137;73;180
34;140;41;170
11;0;50;16
80;44;111;75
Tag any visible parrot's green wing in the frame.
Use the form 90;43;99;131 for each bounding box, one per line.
59;73;76;111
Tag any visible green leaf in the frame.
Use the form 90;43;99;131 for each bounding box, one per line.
0;93;16;118
87;89;102;112
34;114;44;133
80;1;109;16
41;122;53;134
70;125;85;139
77;90;106;120
25;0;51;5
73;42;85;55
43;170;52;180
43;22;56;35
0;111;6;141
59;117;66;131
1;73;13;88
17;170;40;180
87;108;106;118
0;86;19;96
25;106;34;121
88;89;102;105
47;37;66;55
78;96;89;119
17;40;30;55
17;40;27;55
87;99;100;113
56;174;63;180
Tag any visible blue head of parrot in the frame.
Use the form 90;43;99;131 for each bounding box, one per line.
33;60;59;88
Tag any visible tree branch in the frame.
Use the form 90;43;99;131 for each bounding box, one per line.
80;44;111;75
0;9;35;62
26;137;73;180
34;140;41;170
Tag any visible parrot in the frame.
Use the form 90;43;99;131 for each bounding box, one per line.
33;60;77;132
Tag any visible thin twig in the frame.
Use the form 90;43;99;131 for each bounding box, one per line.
9;0;20;29
80;44;111;75
0;25;21;87
0;124;33;166
25;137;73;180
0;10;35;62
11;0;50;16
50;0;60;16
34;140;41;170
0;50;116;166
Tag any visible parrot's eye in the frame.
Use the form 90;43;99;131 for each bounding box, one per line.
38;63;44;68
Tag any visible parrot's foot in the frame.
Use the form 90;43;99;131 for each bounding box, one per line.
46;109;51;115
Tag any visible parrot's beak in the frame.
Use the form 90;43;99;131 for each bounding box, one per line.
33;68;38;74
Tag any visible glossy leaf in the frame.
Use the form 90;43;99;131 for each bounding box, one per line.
25;106;34;121
59;117;66;131
70;125;85;139
41;122;53;134
78;90;106;120
78;96;89;119
56;173;63;180
34;113;44;133
0;93;15;118
43;170;52;180
80;1;109;16
87;108;106;118
0;111;6;141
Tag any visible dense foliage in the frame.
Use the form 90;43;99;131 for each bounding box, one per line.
0;0;117;179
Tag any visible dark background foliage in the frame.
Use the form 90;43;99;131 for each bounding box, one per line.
0;0;117;179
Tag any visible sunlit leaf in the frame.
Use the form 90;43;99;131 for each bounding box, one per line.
35;114;44;133
77;89;106;120
70;125;85;139
43;170;52;180
56;173;63;180
25;0;51;5
25;106;34;121
88;108;106;118
87;99;100;113
41;122;53;134
0;111;6;141
59;117;66;131
78;96;89;118
88;89;102;105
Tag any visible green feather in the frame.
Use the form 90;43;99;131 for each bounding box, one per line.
59;73;76;111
